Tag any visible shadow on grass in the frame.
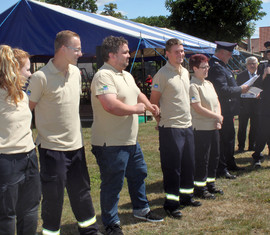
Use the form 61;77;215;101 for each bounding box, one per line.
146;180;163;194
230;156;270;177
119;196;164;211
118;207;166;226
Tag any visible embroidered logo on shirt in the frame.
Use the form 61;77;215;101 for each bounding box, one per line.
26;90;31;96
154;83;158;88
98;85;108;92
191;96;196;101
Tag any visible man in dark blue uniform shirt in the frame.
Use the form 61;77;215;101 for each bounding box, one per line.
207;41;249;179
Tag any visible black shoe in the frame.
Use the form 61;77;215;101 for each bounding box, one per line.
252;152;264;161
253;160;262;169
134;210;164;222
194;189;215;199
225;171;237;179
164;208;182;219
105;224;123;235
180;198;202;207
208;187;224;195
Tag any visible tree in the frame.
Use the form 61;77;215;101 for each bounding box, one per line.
165;0;266;42
101;3;127;19
45;0;98;13
131;16;173;29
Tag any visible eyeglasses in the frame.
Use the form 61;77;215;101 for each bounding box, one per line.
199;66;210;69
247;63;257;66
66;46;82;53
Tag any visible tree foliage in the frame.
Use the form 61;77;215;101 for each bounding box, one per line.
101;3;127;19
165;0;266;42
45;0;98;13
131;16;172;29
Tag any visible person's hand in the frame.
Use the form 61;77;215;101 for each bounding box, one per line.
263;67;270;80
148;104;160;117
216;122;222;130
216;114;223;124
240;84;250;93
135;103;146;114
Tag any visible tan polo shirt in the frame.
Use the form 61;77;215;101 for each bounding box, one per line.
91;63;141;146
152;61;192;128
0;90;35;154
190;76;219;130
27;59;83;151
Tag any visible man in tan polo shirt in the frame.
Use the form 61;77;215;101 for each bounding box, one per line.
27;30;98;235
91;36;163;235
150;38;201;219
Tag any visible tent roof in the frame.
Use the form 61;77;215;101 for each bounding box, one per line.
0;0;234;58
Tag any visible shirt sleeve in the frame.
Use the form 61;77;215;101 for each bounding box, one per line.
152;70;166;94
26;71;45;103
189;84;201;103
92;70;117;96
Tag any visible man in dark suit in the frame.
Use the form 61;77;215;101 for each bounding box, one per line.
252;41;270;167
236;56;260;152
207;41;249;179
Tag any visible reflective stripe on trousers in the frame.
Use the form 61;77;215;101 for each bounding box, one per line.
207;177;216;183
194;181;207;187
179;188;194;194
78;215;97;228
166;193;180;201
42;228;60;235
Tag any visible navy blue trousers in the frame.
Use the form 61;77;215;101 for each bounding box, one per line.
194;129;220;189
38;146;98;235
0;149;40;235
218;115;236;172
159;126;195;209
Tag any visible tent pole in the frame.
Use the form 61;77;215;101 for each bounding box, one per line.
141;48;147;123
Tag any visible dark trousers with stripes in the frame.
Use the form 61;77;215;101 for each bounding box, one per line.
194;129;220;190
38;146;98;234
218;115;236;172
0;149;40;235
159;126;195;210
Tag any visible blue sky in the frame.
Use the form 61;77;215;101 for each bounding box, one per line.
0;0;269;39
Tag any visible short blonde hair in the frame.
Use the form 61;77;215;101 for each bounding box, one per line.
54;30;80;53
165;38;183;52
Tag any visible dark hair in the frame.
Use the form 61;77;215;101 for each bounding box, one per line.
101;36;128;62
165;38;183;52
54;30;80;53
189;54;208;71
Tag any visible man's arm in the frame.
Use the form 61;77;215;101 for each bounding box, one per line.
29;101;37;111
209;66;248;97
150;90;162;123
138;92;159;117
97;93;145;116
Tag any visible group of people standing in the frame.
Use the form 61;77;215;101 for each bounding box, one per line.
1;29;270;235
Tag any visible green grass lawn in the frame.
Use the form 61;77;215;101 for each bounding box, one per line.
36;120;270;235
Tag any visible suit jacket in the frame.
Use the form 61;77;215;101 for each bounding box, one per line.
258;61;270;117
207;57;241;116
236;70;259;115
